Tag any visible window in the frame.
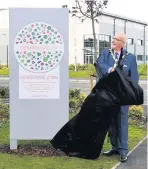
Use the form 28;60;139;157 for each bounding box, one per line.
99;34;111;55
84;38;94;48
84;35;96;64
137;55;143;61
83;48;94;64
83;34;111;64
127;38;134;45
137;39;143;46
146;40;148;46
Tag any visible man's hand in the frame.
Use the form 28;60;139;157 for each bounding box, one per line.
110;68;115;72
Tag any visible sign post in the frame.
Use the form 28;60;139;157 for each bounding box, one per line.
9;8;69;149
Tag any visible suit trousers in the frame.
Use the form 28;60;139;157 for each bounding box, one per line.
109;105;129;155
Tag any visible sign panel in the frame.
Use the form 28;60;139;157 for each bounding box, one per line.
13;21;65;99
9;8;69;148
19;66;60;99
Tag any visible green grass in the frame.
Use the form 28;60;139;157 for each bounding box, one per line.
0;153;118;169
0;121;146;169
139;75;147;80
0;68;146;80
69;71;147;79
69;70;90;78
0;67;9;76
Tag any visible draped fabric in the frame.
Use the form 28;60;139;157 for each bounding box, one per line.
50;68;143;159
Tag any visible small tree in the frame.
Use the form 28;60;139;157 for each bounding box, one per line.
63;0;108;63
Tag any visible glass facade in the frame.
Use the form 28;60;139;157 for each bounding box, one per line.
99;34;111;56
83;35;95;64
83;34;111;64
137;55;143;61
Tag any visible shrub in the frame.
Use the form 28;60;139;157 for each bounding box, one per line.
2;66;9;70
69;89;86;117
0;65;3;69
0;100;9;125
0;86;9;98
69;63;147;75
138;64;147;76
69;64;75;71
81;64;88;71
69;64;96;73
76;64;87;71
88;64;96;75
129;105;144;120
0;65;8;69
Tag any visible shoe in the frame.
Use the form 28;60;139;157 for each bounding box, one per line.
120;154;128;163
103;149;119;156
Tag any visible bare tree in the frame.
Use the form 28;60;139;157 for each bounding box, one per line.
63;0;108;62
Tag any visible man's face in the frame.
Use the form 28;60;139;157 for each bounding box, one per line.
112;38;124;50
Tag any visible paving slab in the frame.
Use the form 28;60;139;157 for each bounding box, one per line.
115;138;147;169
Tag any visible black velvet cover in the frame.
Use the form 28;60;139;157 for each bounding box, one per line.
50;68;143;159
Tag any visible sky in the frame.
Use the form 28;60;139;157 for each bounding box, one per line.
0;0;148;28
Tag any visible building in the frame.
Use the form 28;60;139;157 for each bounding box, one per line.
69;12;148;65
0;11;147;65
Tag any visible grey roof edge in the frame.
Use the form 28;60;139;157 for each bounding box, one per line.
102;12;148;26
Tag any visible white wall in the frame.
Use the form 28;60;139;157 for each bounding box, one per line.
69;17;99;64
0;10;147;65
0;10;9;29
0;28;8;65
0;28;8;44
69;16;147;65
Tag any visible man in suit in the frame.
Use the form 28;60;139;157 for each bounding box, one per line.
96;32;139;163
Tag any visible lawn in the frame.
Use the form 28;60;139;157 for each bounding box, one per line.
0;68;9;76
139;75;147;80
0;68;146;80
69;70;90;78
69;70;147;80
0;121;146;169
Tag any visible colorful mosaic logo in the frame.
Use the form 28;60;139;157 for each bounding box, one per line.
14;22;64;72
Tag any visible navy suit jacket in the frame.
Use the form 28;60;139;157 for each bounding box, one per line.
96;48;139;83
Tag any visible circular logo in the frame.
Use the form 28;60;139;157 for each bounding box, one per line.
14;22;64;73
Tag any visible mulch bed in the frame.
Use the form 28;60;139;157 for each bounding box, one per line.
0;144;66;157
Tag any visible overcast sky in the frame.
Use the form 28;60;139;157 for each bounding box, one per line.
0;0;147;28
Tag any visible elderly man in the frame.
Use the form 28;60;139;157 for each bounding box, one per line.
96;32;139;162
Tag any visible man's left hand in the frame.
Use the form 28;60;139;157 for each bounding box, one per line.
110;68;115;72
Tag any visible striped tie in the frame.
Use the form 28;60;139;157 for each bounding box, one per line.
114;52;119;67
115;52;119;60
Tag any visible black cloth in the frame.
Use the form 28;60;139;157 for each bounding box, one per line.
50;68;143;159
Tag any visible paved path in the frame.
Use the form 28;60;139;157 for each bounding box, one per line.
115;137;147;169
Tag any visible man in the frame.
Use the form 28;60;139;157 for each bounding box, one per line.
96;32;139;163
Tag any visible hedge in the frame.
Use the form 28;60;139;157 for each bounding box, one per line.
0;64;146;78
70;63;147;75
